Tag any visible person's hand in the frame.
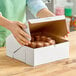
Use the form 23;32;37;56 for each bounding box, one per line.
8;21;31;45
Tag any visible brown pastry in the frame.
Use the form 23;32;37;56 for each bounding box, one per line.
46;37;52;42
36;42;44;48
44;42;50;46
30;42;36;48
35;36;40;41
41;36;46;41
49;40;55;45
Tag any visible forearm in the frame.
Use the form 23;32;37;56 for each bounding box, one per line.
0;15;11;30
37;8;55;18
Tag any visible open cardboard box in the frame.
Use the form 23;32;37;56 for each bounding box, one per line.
6;15;69;66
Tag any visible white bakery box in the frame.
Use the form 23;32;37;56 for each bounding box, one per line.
6;15;69;66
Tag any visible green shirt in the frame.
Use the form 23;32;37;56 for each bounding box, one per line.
0;0;26;22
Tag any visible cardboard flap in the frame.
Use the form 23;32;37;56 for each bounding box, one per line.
28;16;68;37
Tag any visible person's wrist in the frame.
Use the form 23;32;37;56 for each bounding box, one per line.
6;20;13;31
0;15;13;31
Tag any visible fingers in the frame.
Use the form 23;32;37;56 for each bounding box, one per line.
18;27;31;39
14;34;30;46
11;21;31;45
16;21;31;39
16;21;27;29
17;33;30;43
16;27;31;45
14;35;25;45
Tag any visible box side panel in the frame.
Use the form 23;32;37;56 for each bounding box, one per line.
54;42;69;59
6;34;21;57
34;42;69;66
25;48;34;66
6;47;13;58
13;46;27;63
6;35;13;57
34;45;55;66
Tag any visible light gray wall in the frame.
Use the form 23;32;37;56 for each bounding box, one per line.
72;0;76;15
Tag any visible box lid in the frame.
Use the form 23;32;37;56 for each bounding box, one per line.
28;15;68;37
